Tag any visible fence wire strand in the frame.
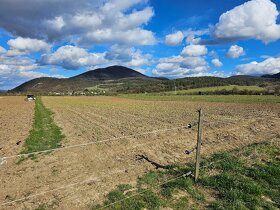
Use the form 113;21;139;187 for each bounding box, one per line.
97;171;192;210
0;164;143;207
1;123;197;162
1;107;278;209
0;121;198;208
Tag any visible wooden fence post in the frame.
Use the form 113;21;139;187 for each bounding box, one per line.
195;109;203;182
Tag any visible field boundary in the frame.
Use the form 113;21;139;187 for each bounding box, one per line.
1;125;194;161
20;97;64;156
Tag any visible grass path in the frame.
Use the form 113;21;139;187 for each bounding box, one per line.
21;97;64;155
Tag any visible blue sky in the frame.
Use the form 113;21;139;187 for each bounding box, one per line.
0;0;280;90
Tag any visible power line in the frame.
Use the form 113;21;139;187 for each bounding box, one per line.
1;124;196;162
97;171;192;210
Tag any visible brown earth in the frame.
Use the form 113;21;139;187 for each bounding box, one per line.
0;96;34;157
0;96;279;210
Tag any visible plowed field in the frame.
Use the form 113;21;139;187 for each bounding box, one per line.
0;96;279;210
0;96;34;156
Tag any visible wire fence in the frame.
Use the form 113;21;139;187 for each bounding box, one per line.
0;123;196;163
0;109;279;209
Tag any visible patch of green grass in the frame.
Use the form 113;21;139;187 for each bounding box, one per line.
95;141;280;210
34;205;47;210
200;142;280;210
92;184;163;210
120;94;280;103
164;85;266;95
21;97;64;156
171;197;189;210
138;171;166;187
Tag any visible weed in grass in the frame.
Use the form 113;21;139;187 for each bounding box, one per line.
170;197;189;210
96;142;280;210
201;152;245;173
100;185;162;210
138;171;165;188
34;205;47;210
200;142;280;209
161;177;193;198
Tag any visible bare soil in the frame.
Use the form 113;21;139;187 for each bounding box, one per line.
0;96;34;156
0;96;279;210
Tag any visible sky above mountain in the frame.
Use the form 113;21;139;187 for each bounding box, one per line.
0;0;280;90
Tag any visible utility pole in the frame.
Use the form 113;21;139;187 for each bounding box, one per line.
195;109;203;182
174;80;177;95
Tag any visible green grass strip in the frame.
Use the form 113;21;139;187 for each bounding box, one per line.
21;97;64;154
94;141;280;210
120;94;280;103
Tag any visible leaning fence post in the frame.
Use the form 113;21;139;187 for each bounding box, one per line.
195;109;203;182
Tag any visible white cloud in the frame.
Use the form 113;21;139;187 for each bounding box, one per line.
81;28;156;46
40;45;106;70
183;29;209;44
226;45;245;59
165;31;184;46
7;37;51;54
105;45;152;67
236;57;280;75
0;0;156;46
180;57;208;69
0;51;49;89
40;44;152;70
116;7;154;30
213;0;280;43
211;58;223;67
209;50;218;58
181;45;208;57
0;46;7;54
45;16;65;31
153;55;210;78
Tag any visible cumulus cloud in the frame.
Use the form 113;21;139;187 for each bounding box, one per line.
40;45;106;70
153;55;210;78
7;37;51;55
226;45;245;59
212;0;280;43
0;46;7;54
235;57;280;75
105;45;152;67
0;50;49;89
211;58;223;67
39;44;152;70
80;28;156;46
165;31;184;46
0;0;156;46
181;45;208;57
183;29;209;44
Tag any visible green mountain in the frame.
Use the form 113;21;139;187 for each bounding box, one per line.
261;72;280;79
10;66;279;94
11;66;162;94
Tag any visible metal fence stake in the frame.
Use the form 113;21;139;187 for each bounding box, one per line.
195;109;203;182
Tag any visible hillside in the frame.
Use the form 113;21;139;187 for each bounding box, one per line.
11;66;160;93
10;66;280;94
73;65;149;80
261;72;280;79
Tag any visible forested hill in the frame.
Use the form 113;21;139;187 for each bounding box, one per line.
9;66;280;94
